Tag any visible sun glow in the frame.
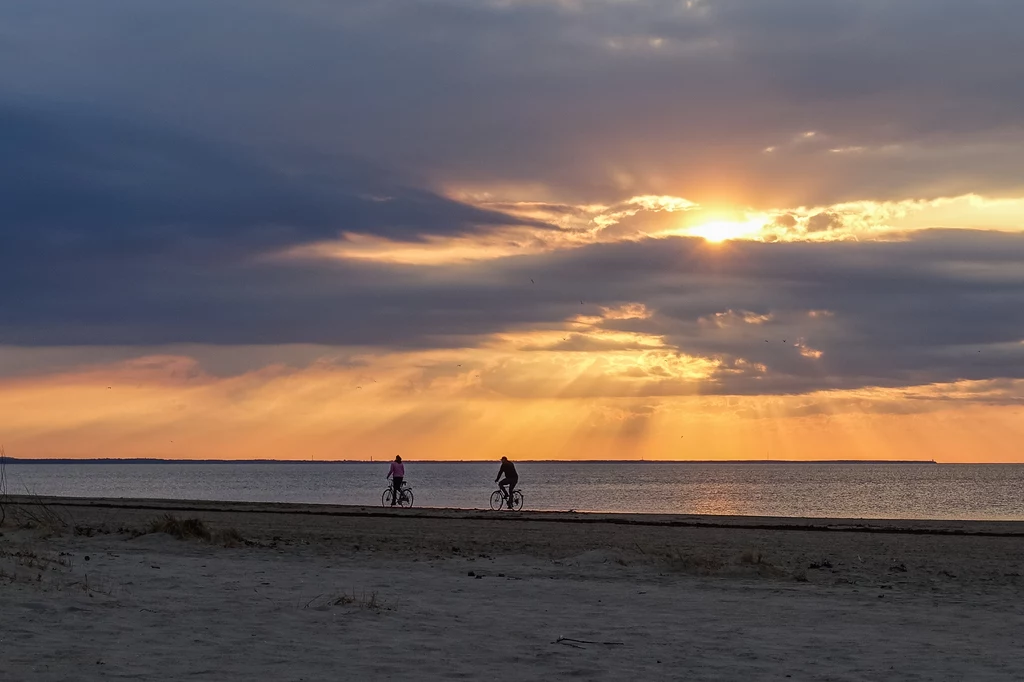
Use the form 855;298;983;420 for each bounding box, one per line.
687;218;766;243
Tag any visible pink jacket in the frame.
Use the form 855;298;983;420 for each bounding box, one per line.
388;461;405;478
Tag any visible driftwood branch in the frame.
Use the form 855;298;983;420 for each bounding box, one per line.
553;637;626;648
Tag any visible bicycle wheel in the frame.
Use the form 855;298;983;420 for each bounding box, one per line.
489;490;504;511
382;488;395;507
399;487;414;508
511;490;524;511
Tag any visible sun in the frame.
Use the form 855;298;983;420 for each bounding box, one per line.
687;219;764;243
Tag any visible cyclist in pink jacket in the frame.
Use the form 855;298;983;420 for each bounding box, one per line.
386;456;405;506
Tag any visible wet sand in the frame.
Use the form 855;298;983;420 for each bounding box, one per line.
3;496;1024;680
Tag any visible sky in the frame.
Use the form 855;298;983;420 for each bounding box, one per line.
2;0;1023;461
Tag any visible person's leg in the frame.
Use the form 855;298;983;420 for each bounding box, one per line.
498;477;508;502
392;477;403;505
507;477;517;508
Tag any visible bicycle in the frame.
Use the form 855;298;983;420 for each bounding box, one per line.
489;486;523;511
382;482;415;508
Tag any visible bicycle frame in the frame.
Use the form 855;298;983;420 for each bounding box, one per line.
490;487;524;511
383;482;414;508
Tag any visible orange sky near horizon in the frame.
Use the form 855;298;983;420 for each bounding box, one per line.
3;346;1023;463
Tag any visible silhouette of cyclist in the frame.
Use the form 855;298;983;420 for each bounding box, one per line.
495;456;519;510
387;455;405;506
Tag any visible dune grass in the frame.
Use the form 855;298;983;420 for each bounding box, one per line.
146;514;246;546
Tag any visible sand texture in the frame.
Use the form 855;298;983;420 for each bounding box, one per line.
3;496;1024;681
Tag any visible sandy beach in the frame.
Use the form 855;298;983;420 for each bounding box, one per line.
3;497;1024;681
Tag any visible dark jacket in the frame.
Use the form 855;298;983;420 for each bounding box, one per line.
496;460;518;482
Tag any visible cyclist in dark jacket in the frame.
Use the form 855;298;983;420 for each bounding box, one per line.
495;456;519;510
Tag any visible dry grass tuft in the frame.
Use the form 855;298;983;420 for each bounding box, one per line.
144;514;247;547
307;589;390;612
661;546;789;579
219;527;246;547
1;448;71;533
11;505;70;533
740;550;769;565
148;515;212;541
665;550;726;576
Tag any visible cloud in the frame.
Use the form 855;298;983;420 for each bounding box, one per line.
4;217;1024;398
0;102;557;348
807;212;842;233
2;0;1024;207
0;104;547;260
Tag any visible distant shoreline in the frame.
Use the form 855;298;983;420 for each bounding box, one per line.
1;457;940;465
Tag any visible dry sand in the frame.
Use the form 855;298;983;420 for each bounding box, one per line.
3;496;1024;681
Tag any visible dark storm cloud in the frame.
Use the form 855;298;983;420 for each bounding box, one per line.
0;102;547;346
3;0;1023;205
0;105;546;262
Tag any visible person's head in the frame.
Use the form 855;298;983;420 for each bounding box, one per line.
500;456;507;462
395;455;402;462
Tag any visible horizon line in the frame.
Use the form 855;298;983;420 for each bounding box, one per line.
0;456;949;465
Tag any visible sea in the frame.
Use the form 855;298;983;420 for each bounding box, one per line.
4;461;1024;520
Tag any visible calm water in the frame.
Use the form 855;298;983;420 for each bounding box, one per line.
5;461;1024;520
